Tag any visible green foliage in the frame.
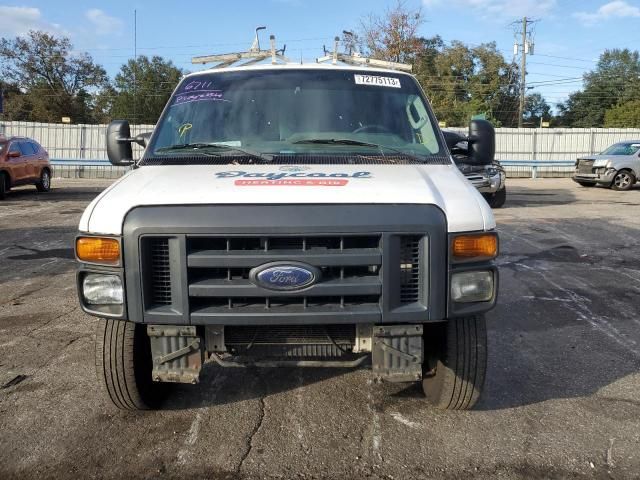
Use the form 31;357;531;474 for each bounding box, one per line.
558;49;640;127
524;93;552;126
422;42;520;127
0;30;107;123
107;55;183;124
604;100;640;128
355;4;520;127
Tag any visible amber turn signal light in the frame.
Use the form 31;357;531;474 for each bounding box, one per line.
451;233;498;261
76;237;121;265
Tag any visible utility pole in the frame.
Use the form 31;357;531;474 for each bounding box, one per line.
133;9;137;125
514;17;536;128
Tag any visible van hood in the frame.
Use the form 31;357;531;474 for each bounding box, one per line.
79;164;495;234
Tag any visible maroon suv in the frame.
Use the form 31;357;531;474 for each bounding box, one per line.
0;136;51;199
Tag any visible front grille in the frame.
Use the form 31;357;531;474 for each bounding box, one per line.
577;159;594;174
186;235;383;321
129;204;443;325
147;238;172;306
400;236;421;304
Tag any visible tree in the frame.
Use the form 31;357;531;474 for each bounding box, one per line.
524;93;552;126
604;100;640;128
108;55;183;124
359;0;426;64
558;49;640;127
0;30;107;122
418;42;520;127
353;3;521;127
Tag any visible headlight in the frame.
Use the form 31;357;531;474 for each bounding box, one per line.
83;274;123;305
486;167;499;176
451;271;494;303
592;159;609;168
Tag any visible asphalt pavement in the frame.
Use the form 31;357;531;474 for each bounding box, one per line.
0;178;639;479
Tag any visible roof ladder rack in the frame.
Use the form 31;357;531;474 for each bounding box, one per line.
316;34;412;72
191;27;290;68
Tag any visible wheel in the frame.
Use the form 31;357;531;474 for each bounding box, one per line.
611;170;635;191
95;318;169;410
36;169;51;192
577;181;595;187
486;186;506;208
422;315;487;410
0;172;6;200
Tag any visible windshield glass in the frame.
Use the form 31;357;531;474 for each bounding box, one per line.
144;69;446;164
601;143;640;156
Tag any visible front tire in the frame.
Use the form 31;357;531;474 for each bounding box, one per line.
0;172;6;200
611;170;635;191
422;316;487;410
486;186;506;208
95;319;168;410
36;169;51;192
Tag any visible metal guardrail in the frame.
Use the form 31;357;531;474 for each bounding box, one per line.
499;160;574;179
51;159;110;166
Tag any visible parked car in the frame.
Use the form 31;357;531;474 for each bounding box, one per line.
443;130;506;208
573;141;640;191
0;135;51;199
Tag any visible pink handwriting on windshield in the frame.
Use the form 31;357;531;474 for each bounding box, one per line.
173;91;227;106
182;80;215;92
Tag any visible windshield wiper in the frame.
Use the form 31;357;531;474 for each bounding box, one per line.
291;138;427;163
155;143;273;162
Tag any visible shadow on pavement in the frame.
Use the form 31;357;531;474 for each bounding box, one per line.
162;364;361;410
1;185;105;204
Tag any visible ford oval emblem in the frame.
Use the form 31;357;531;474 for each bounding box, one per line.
250;262;319;291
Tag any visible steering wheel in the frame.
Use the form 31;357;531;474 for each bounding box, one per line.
352;124;392;134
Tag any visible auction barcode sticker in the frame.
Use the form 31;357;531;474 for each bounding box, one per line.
354;74;401;88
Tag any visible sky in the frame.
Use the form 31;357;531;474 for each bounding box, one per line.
0;0;639;109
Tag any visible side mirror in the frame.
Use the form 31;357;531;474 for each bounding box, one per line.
136;132;153;148
106;120;134;166
8;150;21;158
442;131;466;152
468;119;495;165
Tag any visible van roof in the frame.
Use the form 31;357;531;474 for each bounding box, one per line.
184;62;416;79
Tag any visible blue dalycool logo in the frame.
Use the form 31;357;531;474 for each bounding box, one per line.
251;263;319;291
215;170;372;181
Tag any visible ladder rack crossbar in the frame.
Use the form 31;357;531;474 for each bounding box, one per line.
316;53;412;72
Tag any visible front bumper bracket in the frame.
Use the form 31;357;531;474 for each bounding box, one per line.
372;324;423;382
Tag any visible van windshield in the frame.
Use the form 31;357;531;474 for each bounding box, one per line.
143;69;448;165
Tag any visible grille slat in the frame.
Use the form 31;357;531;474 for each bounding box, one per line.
189;276;381;297
187;249;381;268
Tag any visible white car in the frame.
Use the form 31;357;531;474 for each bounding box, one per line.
76;61;499;411
573;141;640;191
